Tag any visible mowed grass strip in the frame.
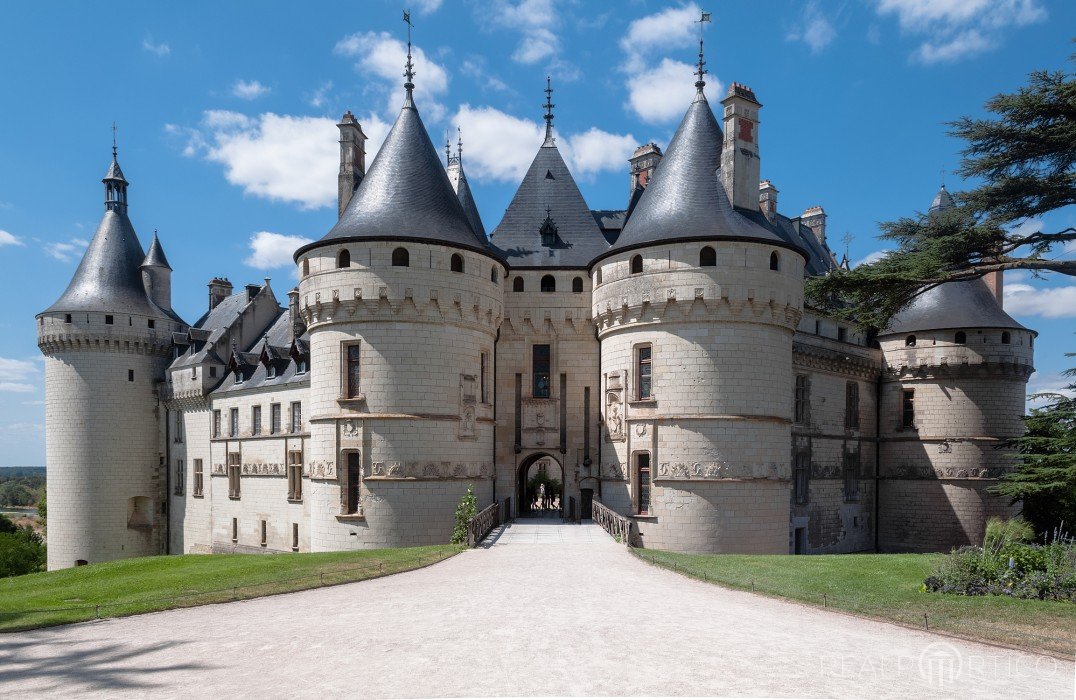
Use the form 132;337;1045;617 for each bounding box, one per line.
636;550;1076;657
0;545;461;632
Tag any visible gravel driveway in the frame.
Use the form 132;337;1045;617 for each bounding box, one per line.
0;519;1071;698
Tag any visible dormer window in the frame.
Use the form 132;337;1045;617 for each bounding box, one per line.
540;212;559;247
297;359;308;374
267;364;277;379
235;369;244;384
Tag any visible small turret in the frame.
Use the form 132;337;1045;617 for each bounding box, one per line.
337;111;367;218
141;231;173;313
721;82;762;211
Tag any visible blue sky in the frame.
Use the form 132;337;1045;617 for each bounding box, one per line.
0;0;1073;465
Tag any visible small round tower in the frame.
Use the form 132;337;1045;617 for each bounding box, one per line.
295;51;504;550
590;74;806;553
876;185;1034;552
37;147;185;569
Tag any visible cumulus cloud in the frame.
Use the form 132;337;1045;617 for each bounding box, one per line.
413;0;443;13
245;231;315;269
875;0;1046;64
142;35;170;57
44;238;89;262
1026;370;1075;409
484;0;564;66
853;249;894;267
786;2;837;53
307;81;333;108
334;30;449;119
620;3;700;72
0;383;35;393
0;358;38;393
0;230;24;247
169;110;390;210
562;128;637;179
460;58;510;93
626;58;714;124
1004;281;1076;319
232;80;270;100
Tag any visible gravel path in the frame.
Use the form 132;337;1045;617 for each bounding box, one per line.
0;519;1071;698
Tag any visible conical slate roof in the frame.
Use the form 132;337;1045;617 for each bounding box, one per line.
490;142;609;267
143;232;172;270
305;98;490;255
603;91;795;261
448;162;486;240
928;183;955;215
43;208;159;317
883;278;1027;335
104;157;127;183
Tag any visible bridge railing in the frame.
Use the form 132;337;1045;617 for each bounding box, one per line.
467;501;501;547
592;498;633;547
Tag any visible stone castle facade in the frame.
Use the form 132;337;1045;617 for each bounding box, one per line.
38;60;1034;569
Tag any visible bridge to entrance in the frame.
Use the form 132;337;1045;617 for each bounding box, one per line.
478;516;608;547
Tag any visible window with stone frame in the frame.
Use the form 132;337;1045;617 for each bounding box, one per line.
287;450;303;501
635;452;652;515
343;452;361;515
343;342;361;398
251;405;262;436
793;447;810;505
636;344;653;400
290;402;302;433
480;351;489;404
174;459;185;496
794;375;811;425
213;409;221;438
270;403;282;434
227;452;241;499
193;459;204;498
174;411;184;443
845;381;860;430
901;389;915;429
843;449;861;502
532;344;551;398
229;407;239;437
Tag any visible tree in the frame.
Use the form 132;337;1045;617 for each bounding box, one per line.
37;491;46;534
992;360;1076;537
0;514;46;577
450;486;478;545
808;52;1076;330
0;480;36;507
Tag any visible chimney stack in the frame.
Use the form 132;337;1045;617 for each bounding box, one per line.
759;180;778;219
720;83;762;211
801;206;827;246
629;143;663;197
208;277;232;310
288;288;306;342
985;271;1004;307
338;111;367;218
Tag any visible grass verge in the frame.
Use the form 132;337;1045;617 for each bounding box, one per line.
0;545;461;632
635;549;1075;658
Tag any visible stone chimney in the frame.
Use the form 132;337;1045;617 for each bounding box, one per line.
288;288;306;341
985;271;1004;307
208;277;232;310
759;180;778;219
245;283;261;303
629;143;663;197
338;111;367;218
721;83;762;211
801;206;827;246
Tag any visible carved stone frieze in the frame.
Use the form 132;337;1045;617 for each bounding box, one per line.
367;460;493;480
656;461;781;480
306;460;337;480
241;462;286;477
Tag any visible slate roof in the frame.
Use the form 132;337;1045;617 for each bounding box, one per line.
772;214;837;276
104;156;126;183
489;143;610;268
170;292;252;368
214;311;311;394
448;163;486;240
883;278;1028;335
592;209;627;245
602;91;803;262
300;94;491;257
142;232;172;270
929;184;955;215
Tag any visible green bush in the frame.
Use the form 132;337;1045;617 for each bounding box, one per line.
0;518;46;578
450;486;477;545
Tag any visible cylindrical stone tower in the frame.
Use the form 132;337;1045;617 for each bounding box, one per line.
295;63;504;550
590;80;806;554
37;150;184;569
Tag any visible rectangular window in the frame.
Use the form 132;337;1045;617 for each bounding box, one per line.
845;381;860;430
64;314;72;324
251;405;262;436
532;344;551;398
901;389;915;428
128;369;134;382
794;448;810;505
636;345;653;400
636;453;651;515
210;366;218;378
191;366;197;379
837;326;847;342
292;523;299;551
228;452;241;499
345;342;361;398
480;351;489;404
174;411;184;443
270;403;281;434
290;402;302;433
213;410;221;438
193;459;204;497
260;520;267;547
287;450;303;501
148;319;155;329
345;452;361;514
105;315;114;325
794;375;811;425
174;459;185;496
843;450;860;502
231;517;238;543
230;408;239;437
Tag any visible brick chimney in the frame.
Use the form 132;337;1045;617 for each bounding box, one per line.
338;111;367;218
759;180;778;219
801;206;827;246
721;83;761;211
288;288;306;342
984;271;1004;307
629;143;663;197
208;277;232;310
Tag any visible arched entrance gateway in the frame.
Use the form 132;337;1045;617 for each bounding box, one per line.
516;453;564;518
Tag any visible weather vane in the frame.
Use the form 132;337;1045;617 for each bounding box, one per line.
403;10;415;98
695;10;712;91
112;122;118;159
457;126;463;162
543;76;555;144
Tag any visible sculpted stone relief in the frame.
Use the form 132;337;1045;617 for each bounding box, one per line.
521;398;557;448
657;461;780;480
241;462;287;476
459;373;477;438
341;419;359;439
605;371;624;442
306;460;337;480
887;464;1001;480
368;460;493;480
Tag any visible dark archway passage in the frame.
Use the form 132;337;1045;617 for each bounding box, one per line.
516;453;563;518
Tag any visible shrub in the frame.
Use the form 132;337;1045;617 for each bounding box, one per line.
0;524;46;578
450;486;477;545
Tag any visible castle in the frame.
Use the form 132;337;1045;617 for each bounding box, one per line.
37;48;1035;570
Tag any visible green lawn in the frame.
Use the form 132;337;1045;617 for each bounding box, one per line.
0;545;461;632
636;549;1075;657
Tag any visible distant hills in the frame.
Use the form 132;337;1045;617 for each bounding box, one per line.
0;467;45;477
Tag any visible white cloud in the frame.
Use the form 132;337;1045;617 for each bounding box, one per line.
875;0;1046;64
245;231;315;269
334;31;449;119
413;0;443;13
460;58;510;93
620;3;700;72
562;128;637;179
0;383;35;393
0;230;24;247
486;0;564;67
514;27;558;64
626;58;715;124
787;2;837;53
142;35;170;57
853;249;894;267
1009;218;1043;237
1004;282;1076;319
308;81;333;108
1026;370;1075;409
0;358;38;382
171;110;391;210
44;238;89;262
232;80;270;100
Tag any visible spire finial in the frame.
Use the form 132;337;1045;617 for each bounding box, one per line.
445;130;451;165
112;122;118;160
542;75;555;145
402;10;415;105
457;126;463;162
695;10;712;95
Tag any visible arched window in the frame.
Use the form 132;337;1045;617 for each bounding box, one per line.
541;274;556;292
596;268;603;286
491;267;499;283
955;331;967;344
572;277;583;293
769;251;780;271
392;247;409;267
700;246;716;267
513;276;524;292
630;255;643;274
905;335;916;347
1001;331;1011;344
450;253;464;273
337;249;350;269
302;259;310;277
